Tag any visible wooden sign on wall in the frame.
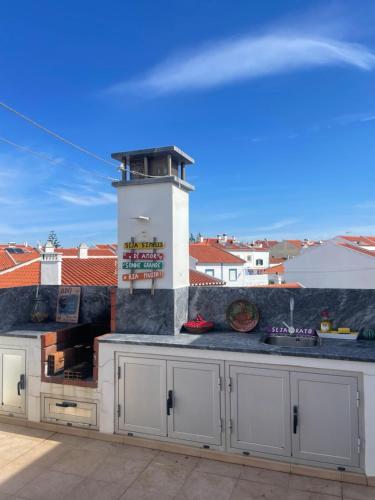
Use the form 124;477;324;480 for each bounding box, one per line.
123;241;164;249
122;271;164;281
123;261;163;270
56;286;81;323
122;239;165;290
123;252;164;261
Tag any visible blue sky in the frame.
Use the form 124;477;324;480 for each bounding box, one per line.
1;1;375;246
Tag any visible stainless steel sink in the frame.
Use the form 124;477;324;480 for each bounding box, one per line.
263;335;318;347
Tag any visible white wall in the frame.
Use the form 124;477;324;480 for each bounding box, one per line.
227;250;269;270
116;180;191;290
285;240;375;288
196;263;268;287
40;254;62;285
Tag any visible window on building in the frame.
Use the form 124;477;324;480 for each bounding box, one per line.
205;269;214;277
246;255;252;261
256;259;264;266
229;269;237;281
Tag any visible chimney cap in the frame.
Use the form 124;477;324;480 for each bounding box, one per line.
44;241;55;253
111;145;194;165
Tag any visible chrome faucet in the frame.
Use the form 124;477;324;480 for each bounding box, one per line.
283;297;295;336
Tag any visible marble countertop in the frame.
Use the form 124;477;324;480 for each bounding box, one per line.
0;322;79;339
99;331;375;363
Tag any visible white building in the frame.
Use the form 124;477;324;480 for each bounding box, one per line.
218;243;270;271
189;243;269;286
284;239;375;289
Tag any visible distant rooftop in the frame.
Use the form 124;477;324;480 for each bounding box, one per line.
189;243;245;264
338;235;375;247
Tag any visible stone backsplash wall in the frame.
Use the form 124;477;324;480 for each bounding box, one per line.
2;285;375;335
0;285;112;331
0;286;37;331
188;287;375;333
115;287;189;335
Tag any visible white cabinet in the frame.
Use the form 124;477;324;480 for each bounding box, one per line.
118;356;167;436
167;360;222;445
116;353;362;469
291;372;360;468
228;365;291;456
117;355;223;446
228;364;361;468
0;349;26;416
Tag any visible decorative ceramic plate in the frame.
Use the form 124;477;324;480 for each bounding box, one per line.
226;300;260;332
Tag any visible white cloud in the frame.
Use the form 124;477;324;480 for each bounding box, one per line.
52;189;117;207
109;33;375;95
332;111;375;125
0;219;116;237
253;218;299;232
355;200;375;209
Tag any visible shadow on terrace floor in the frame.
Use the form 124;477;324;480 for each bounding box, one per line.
0;422;371;499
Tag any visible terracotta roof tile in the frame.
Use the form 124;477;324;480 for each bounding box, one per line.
270;257;286;264
0;261;40;288
56;248;116;257
218;243;267;252
286;240;304;248
263;263;285;274
252;240;279;249
62;258;117;286
189;244;245;264
338;235;375;246
189;269;225;286
337;242;375;258
0;245;40;270
0;252;15;271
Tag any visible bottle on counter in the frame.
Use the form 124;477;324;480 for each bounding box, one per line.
320;309;333;333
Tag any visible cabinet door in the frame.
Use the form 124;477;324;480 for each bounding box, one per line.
291;372;360;467
229;365;291;456
118;356;167;436
0;349;26;415
167;360;222;445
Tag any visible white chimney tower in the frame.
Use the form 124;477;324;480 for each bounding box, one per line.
40;241;62;285
112;145;195;335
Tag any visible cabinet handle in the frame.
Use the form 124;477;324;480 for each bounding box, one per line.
56;402;78;408
293;405;298;434
166;390;173;415
17;374;25;396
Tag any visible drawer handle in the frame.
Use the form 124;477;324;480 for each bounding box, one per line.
293;405;298;434
56;402;78;408
166;390;173;416
17;374;25;396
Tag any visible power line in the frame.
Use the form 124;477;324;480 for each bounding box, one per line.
0;100;171;179
0;136;118;182
0;100;116;167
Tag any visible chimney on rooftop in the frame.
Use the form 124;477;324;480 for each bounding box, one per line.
78;242;88;259
40;241;62;285
112;145;195;335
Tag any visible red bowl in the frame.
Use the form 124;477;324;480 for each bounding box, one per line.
183;323;214;334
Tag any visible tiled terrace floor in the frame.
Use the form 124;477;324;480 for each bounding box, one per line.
0;424;372;500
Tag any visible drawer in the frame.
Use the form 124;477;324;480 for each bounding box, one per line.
41;394;98;428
